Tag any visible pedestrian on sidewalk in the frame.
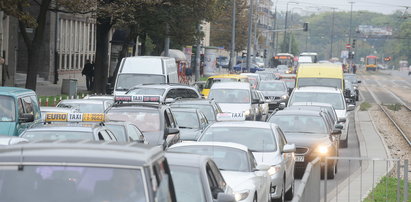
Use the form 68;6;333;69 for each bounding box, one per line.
408;65;411;76
82;60;95;91
352;64;357;74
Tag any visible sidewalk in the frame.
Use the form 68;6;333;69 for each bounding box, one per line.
16;72;89;96
327;108;391;201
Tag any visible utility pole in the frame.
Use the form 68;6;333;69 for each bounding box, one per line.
246;0;254;72
330;8;336;59
253;0;259;63
273;2;278;55
195;24;201;81
229;0;236;71
164;23;170;57
284;2;298;52
348;2;354;67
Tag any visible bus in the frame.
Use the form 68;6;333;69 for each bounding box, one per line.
365;55;377;71
299;52;318;63
274;53;294;68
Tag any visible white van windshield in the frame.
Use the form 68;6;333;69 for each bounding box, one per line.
116;74;166;91
290;92;344;110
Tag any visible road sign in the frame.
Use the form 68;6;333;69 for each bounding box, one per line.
346;44;351;49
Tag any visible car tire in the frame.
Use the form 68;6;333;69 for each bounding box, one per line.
339;138;348;148
284;180;294;200
272;181;285;202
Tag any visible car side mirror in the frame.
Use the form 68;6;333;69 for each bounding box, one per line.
216;193;236;202
347;104;355;111
251;99;260;104
164;128;179;138
283;144;296;153
19;113;34;123
279;102;286;110
332;129;342;135
338;117;346;123
358;80;361;83
335;124;344;130
288;88;293;95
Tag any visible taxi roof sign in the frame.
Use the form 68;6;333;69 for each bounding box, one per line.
45;113;105;122
216;112;246;122
114;95;162;103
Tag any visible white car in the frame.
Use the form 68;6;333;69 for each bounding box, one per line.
208;82;260;121
169;142;271;202
198;121;296;202
287;86;355;148
0;135;28;145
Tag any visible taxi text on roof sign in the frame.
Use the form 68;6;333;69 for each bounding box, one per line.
45;113;105;122
216;112;246;121
114;95;161;103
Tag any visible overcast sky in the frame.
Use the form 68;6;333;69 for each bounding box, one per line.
274;0;411;15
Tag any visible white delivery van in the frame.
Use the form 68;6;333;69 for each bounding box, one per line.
113;56;178;95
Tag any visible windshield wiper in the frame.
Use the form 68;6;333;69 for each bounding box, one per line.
179;126;194;129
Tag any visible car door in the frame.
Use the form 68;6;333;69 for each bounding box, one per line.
164;109;180;145
127;124;146;143
249;151;270;200
16;96;38;135
206;161;229;201
251;90;261;119
276;126;294;189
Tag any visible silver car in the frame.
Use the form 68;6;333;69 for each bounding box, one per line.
198;121;296;201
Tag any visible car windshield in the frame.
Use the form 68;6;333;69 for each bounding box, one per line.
57;102;104;113
258;73;275;80
0;95;15;122
116;74;166;91
200;127;277;152
298;78;342;89
259;82;286;91
106;109;160;132
171;104;215;121
169;166;206;202
21;131;94;141
268;115;328;134
127;88;165;96
284;80;295;88
290;92;345;110
344;75;357;84
0;165;146;202
170;146;250;172
208;89;250;103
105;124;127;142
172;111;200;129
205;78;238;89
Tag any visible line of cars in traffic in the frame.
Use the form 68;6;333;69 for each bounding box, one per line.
0;62;361;202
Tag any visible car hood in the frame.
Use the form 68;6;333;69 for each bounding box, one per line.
285;133;330;147
335;109;346;119
0;122;15;136
179;128;202;141
253;152;282;165
142;131;163;145
261;91;286;97
221;171;256;190
113;91;127;96
218;103;251;113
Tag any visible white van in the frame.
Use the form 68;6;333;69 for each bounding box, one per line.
113;56;178;95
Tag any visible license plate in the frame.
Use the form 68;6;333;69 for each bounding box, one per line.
295;156;305;162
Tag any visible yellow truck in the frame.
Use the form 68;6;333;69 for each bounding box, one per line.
295;63;344;90
201;74;249;98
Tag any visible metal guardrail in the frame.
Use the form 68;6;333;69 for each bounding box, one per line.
324;157;408;202
292;157;321;202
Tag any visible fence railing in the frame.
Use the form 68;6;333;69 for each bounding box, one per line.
292;157;321;202
324;157;408;202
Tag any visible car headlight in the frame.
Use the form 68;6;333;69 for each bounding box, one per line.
267;165;281;175
234;190;250;201
281;94;288;100
244;110;251;116
315;144;331;155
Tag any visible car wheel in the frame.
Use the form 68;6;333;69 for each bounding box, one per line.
327;161;336;179
339;138;348;148
284;180;294;200
272;181;285;202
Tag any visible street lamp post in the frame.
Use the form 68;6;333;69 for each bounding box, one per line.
288;7;302;53
229;0;236;71
330;7;336;59
246;0;254;72
348;2;354;67
284;1;298;51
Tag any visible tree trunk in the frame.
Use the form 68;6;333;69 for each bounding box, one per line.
94;17;111;94
25;46;41;90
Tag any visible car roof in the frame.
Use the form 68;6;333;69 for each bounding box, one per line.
0;141;163;166
210;82;250;89
210;121;274;129
173;98;214;105
165;152;211;168
208;74;248;79
0;87;35;96
129;83;193;90
83;95;114;100
27;122;100;132
40;107;74;112
293;86;342;93
58;99;105;104
260;80;286;84
110;103;164;110
170;107;199;113
274;109;322;116
291;102;333;107
170;141;249;153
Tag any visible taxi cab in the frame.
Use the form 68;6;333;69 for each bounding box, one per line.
106;95;180;148
202;74;249;98
0;141;177;202
295;63;344;90
20;113;117;142
0;87;41;136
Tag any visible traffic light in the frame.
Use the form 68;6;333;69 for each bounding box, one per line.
303;22;308;32
352;39;356;49
348;51;355;59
